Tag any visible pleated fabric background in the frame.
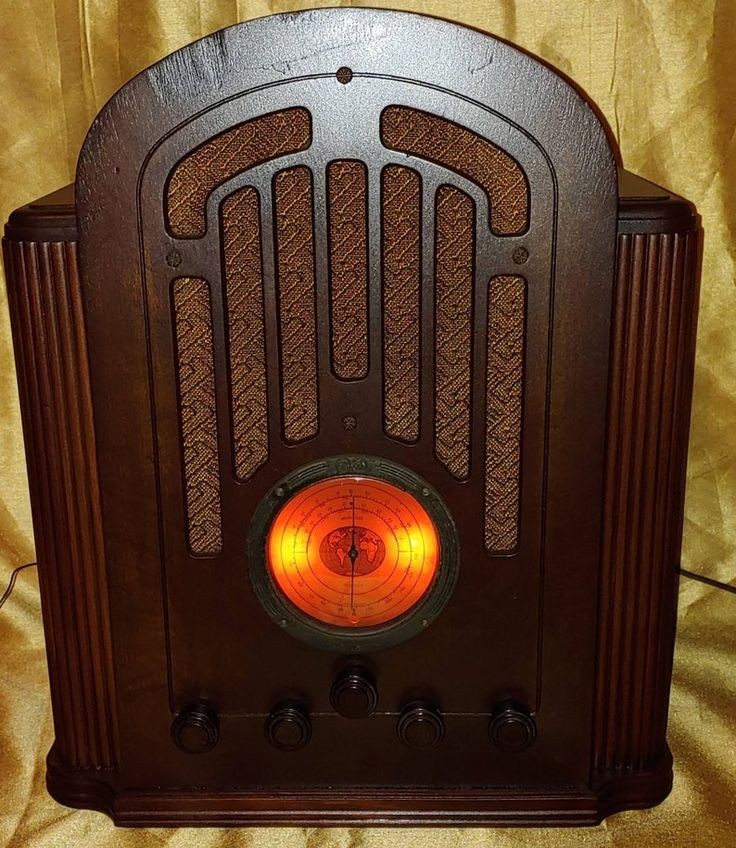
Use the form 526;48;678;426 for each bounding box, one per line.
0;1;734;845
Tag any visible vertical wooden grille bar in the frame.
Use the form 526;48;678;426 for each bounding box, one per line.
594;230;699;772
327;160;369;380
382;165;421;442
3;238;118;769
222;187;268;480
485;275;526;553
172;277;222;555
274;166;319;442
434;185;474;479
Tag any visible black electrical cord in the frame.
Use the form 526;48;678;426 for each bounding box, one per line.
679;567;736;596
0;562;38;611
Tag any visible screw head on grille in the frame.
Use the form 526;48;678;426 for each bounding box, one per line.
166;249;182;268
336;66;353;84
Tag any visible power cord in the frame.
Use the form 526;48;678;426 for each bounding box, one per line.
0;562;38;611
679;567;736;596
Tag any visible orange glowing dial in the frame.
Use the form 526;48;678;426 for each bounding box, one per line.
266;477;440;628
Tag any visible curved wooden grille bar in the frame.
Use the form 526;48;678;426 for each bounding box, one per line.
166;107;311;238
381;105;529;235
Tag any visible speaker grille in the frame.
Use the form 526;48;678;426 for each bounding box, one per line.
221;187;268;480
274;166;319;443
485;275;526;553
167;108;531;551
172;277;222;555
434;185;474;480
381;105;528;235
381;165;421;443
327;160;369;380
167;107;311;238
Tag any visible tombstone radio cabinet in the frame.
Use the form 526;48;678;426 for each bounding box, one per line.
2;8;701;826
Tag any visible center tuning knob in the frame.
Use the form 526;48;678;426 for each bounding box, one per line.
330;666;378;719
397;700;445;749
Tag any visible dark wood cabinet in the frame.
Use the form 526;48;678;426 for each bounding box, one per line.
2;9;700;826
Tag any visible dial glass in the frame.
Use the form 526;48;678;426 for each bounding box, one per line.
266;476;440;628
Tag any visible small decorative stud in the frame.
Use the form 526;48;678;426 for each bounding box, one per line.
166;249;182;268
336;67;353;84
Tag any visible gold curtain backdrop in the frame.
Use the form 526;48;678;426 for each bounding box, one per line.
0;1;734;845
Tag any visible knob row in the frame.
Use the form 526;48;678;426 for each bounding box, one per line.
172;698;535;754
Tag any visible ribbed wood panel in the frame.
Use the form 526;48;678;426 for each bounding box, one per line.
594;230;699;772
2;238;118;769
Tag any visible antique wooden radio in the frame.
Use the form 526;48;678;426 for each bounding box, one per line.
2;9;700;826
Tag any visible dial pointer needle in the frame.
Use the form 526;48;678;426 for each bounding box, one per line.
348;494;358;616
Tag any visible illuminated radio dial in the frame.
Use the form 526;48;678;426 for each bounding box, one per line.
266;476;439;628
248;457;459;652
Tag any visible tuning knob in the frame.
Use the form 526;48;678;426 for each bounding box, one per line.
397;700;445;749
330;667;378;719
171;701;219;754
489;700;536;752
265;700;312;751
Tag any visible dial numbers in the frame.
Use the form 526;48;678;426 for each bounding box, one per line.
266;476;440;627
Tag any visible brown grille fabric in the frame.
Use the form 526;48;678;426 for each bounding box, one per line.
172;277;222;555
485;275;526;553
434;185;474;480
167;107;311;238
274;166;319;443
221;187;268;480
381;105;528;236
327;160;369;380
381;165;421;443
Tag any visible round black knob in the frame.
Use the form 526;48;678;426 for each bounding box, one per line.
397;700;444;749
489;700;536;752
330;667;378;719
171;701;219;754
265;700;311;751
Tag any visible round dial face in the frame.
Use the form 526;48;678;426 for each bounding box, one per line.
266;476;440;628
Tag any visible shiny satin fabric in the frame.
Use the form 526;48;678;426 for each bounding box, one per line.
0;2;734;845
